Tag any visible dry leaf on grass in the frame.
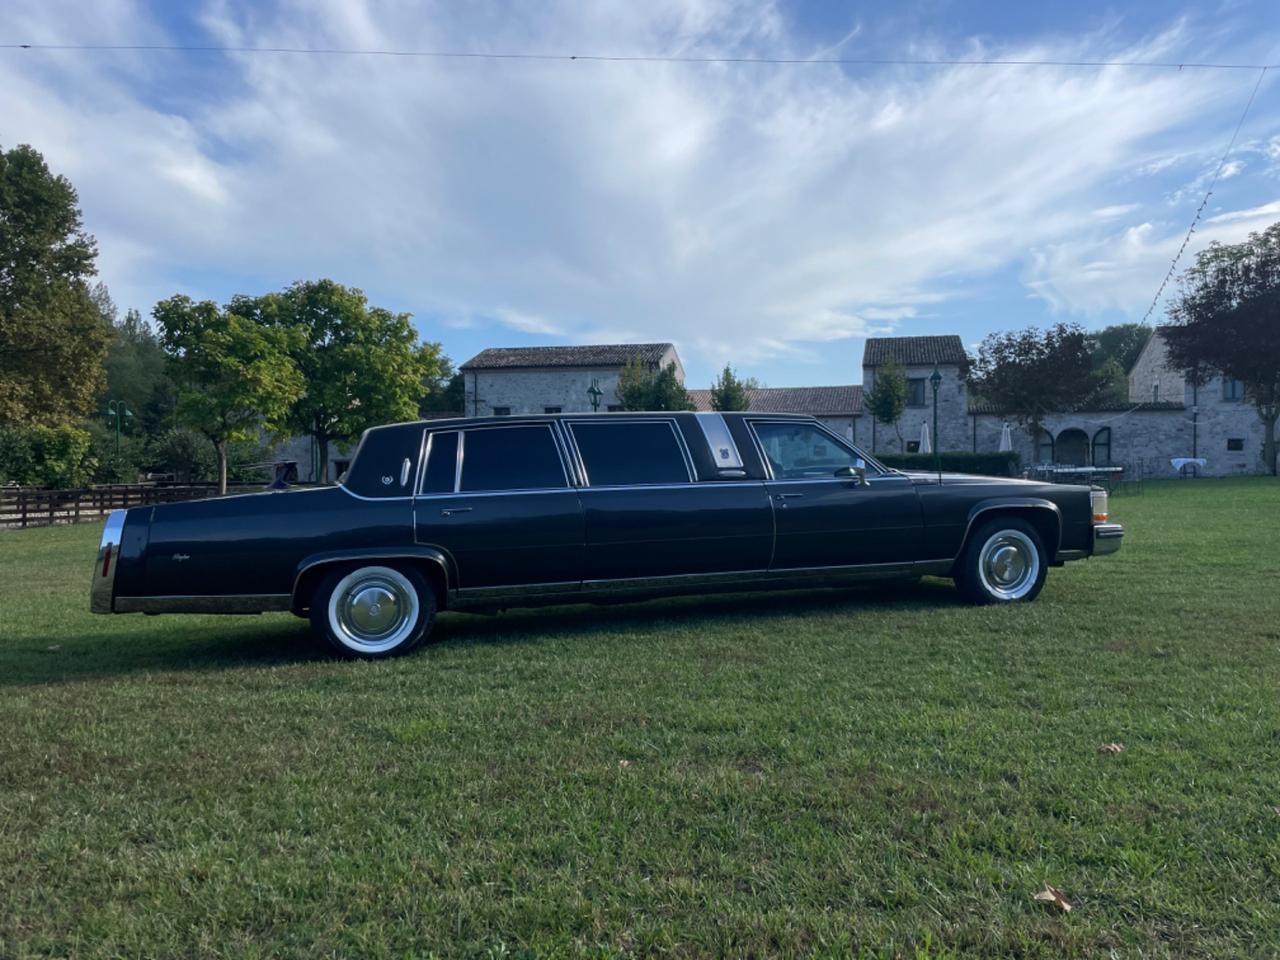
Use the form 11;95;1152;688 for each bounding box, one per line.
1033;884;1073;912
1098;742;1125;754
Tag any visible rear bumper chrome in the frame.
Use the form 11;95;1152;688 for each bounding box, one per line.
1092;522;1124;556
90;510;127;613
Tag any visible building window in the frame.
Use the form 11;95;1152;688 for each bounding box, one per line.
1223;378;1244;402
544;406;562;414
1227;437;1245;452
906;440;921;453
1037;430;1055;464
1091;427;1112;466
907;378;926;407
491;406;511;417
1152;384;1159;402
606;404;624;412
333;459;351;480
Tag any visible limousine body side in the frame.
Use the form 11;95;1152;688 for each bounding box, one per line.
91;412;1123;658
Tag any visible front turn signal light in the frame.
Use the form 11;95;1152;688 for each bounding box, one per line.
1091;488;1109;523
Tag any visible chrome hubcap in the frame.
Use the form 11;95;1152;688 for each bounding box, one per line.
328;567;419;652
978;530;1039;600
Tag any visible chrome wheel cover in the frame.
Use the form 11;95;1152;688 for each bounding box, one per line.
327;566;419;653
977;529;1039;601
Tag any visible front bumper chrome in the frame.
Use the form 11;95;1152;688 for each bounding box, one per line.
90;510;127;614
1092;522;1124;557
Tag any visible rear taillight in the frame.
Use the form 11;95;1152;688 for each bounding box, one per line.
1091;488;1109;523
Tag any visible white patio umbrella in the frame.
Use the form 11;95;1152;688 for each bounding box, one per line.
918;421;932;455
999;421;1013;452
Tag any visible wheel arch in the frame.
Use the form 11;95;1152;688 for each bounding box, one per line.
951;499;1062;574
292;547;453;614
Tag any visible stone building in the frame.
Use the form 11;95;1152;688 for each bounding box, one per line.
861;335;970;454
688;386;863;440
459;343;683;417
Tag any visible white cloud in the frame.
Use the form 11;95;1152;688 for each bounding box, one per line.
0;1;1271;368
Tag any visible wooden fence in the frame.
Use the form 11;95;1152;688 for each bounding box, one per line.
0;482;269;529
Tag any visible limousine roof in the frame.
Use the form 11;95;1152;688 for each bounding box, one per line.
360;410;823;439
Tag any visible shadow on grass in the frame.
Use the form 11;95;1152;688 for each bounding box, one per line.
4;579;958;687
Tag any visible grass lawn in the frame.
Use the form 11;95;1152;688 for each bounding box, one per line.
2;478;1279;958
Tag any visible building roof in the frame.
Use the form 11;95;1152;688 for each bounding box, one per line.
966;398;1185;415
688;385;863;416
460;343;673;371
863;335;968;368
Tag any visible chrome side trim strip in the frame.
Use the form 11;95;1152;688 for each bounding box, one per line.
90;509;127;614
114;594;292;614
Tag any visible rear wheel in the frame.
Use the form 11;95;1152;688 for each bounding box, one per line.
309;564;436;659
955;518;1047;605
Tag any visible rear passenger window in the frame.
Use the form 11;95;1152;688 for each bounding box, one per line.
344;426;423;498
420;431;458;494
461;425;566;492
571;421;690;486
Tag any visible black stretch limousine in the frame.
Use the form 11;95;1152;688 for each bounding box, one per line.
92;412;1123;658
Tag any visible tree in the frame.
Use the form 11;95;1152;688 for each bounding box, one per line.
154;295;303;494
710;364;753;411
1089;323;1151;373
966;322;1102;450
865;358;908;450
0;143;111;426
1164;222;1280;475
421;370;464;416
239;280;449;482
616;358;695;411
102;304;175;437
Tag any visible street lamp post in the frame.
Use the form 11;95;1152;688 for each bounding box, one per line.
106;399;133;458
587;378;603;412
929;366;943;479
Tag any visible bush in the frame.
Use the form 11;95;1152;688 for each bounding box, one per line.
875;451;1021;476
86;421;145;484
0;424;96;488
144;429;273;484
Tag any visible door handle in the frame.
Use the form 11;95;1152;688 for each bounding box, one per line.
440;507;473;517
774;493;805;500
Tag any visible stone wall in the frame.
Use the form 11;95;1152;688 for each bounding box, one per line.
1128;332;1185;404
862;363;968;455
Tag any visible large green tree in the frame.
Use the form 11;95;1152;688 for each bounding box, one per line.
1089;322;1151;374
238;280;448;481
0;143;111;426
865;358;908;451
154;295;303;494
102;302;174;437
617;358;695;411
1164;222;1280;475
966;322;1102;450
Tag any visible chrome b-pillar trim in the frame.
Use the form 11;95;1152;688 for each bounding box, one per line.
90;509;127;614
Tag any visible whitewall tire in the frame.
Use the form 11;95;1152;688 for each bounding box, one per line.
955;518;1047;605
310;564;435;658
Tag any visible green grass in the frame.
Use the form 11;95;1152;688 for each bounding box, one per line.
2;478;1279;959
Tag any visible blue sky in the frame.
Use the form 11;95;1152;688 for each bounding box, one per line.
2;0;1278;388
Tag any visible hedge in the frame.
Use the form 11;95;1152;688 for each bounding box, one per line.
874;451;1021;476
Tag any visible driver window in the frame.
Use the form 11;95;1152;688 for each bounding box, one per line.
753;422;860;480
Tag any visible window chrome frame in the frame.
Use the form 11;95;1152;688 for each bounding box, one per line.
745;417;889;484
562;416;696;488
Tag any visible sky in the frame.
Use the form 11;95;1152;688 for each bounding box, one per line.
2;0;1278;388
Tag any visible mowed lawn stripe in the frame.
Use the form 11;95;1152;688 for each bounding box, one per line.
1;478;1278;958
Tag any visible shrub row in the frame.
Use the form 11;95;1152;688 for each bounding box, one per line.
873;451;1021;476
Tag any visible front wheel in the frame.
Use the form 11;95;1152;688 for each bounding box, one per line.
309;564;436;659
954;518;1047;605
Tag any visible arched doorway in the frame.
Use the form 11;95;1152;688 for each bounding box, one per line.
1055;428;1089;466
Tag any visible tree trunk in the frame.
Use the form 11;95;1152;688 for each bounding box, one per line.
1264;409;1277;476
215;439;228;496
894;422;904;452
318;435;330;484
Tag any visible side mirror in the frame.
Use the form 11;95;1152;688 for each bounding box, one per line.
835;464;867;485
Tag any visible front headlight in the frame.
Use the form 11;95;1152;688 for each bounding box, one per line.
1090;487;1109;523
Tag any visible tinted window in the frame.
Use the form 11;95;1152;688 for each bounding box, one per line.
461;425;566;492
753;422;861;480
420;431;458;494
572;421;690;486
345;426;423;498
